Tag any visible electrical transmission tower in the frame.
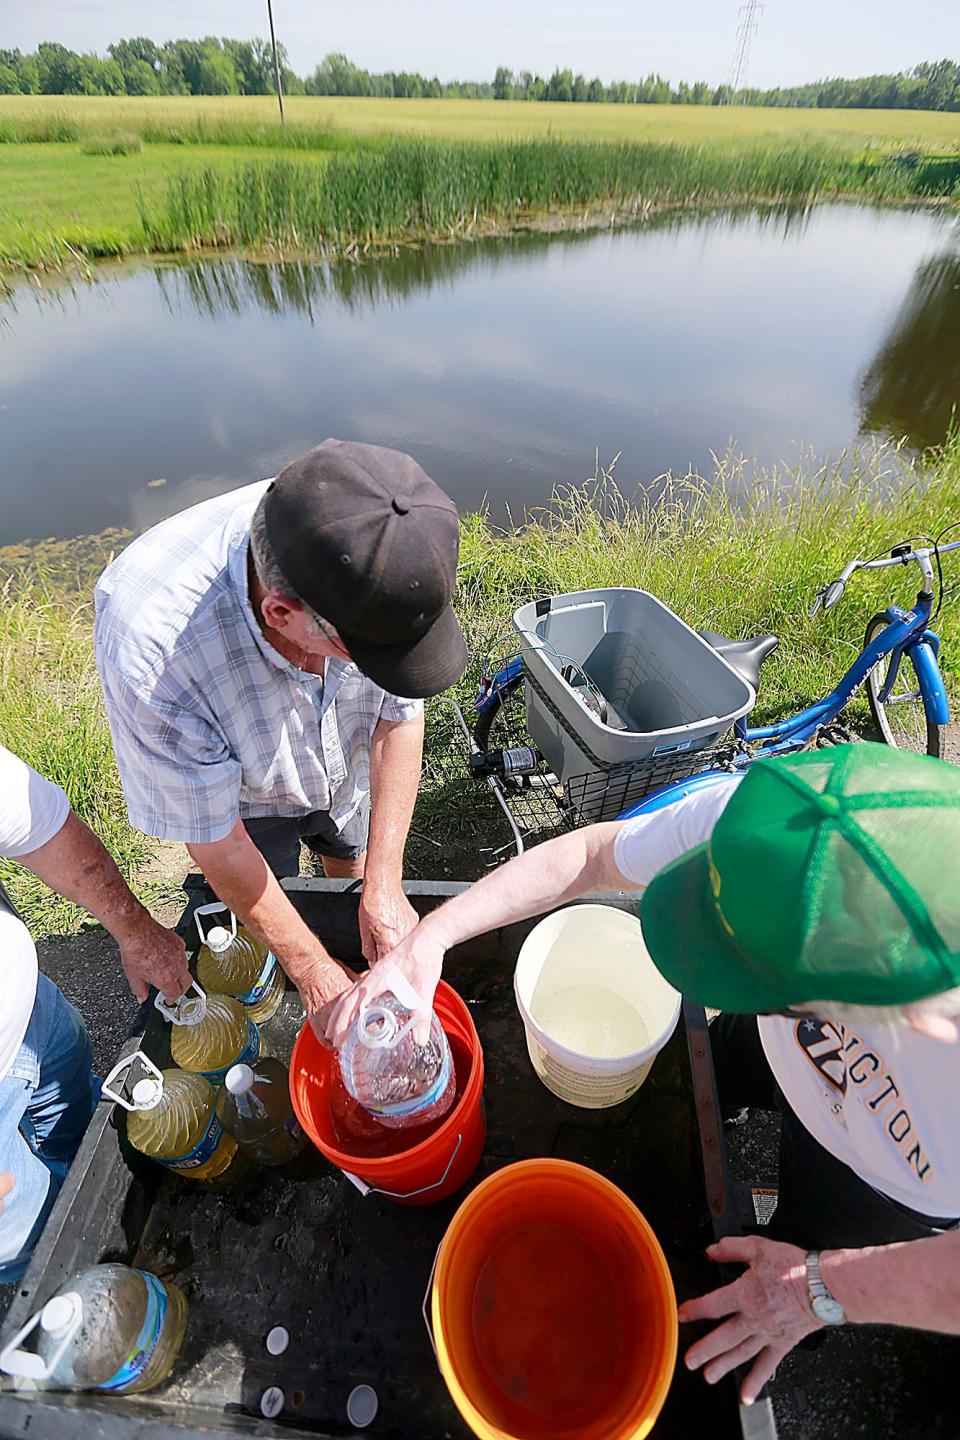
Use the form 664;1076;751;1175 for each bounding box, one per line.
726;0;763;103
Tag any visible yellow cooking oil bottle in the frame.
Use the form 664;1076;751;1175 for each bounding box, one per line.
193;902;284;1024
155;983;272;1085
102;1050;252;1188
217;1057;307;1167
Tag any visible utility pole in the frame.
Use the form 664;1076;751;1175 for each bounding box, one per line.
726;0;763;104
266;0;285;126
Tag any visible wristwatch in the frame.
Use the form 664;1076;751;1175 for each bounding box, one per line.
805;1251;847;1325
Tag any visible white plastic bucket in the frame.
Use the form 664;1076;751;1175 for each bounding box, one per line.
514;904;681;1109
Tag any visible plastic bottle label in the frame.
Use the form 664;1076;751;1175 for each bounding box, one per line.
158;1112;227;1171
236;951;277;1007
98;1272;168;1393
201;1021;261;1085
362;1039;452;1121
283;1112;303;1142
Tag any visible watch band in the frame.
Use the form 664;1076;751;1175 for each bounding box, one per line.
805;1250;847;1325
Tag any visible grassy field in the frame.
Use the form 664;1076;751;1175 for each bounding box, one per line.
3;435;958;934
4;94;960;147
2;95;959;271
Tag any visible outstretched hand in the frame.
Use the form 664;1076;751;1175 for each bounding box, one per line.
679;1235;822;1405
325;920;448;1050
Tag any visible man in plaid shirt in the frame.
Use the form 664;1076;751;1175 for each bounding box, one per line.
94;440;467;1030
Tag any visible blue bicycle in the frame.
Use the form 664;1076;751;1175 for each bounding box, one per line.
468;534;958;844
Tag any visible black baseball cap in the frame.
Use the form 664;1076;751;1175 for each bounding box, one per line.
263;439;467;699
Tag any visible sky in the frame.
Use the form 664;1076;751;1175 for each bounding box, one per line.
3;0;958;90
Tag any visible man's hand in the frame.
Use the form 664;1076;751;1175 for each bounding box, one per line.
117;916;192;1004
358;886;419;968
326;919;447;1049
0;1171;13;1217
303;958;356;1043
679;1235;821;1405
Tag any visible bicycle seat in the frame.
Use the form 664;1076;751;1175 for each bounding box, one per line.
697;630;780;691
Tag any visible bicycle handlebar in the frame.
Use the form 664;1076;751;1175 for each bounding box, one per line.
809;537;960;618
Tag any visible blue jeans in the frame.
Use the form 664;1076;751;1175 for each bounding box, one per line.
0;975;98;1284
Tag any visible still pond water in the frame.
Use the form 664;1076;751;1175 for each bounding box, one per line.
2;202;959;546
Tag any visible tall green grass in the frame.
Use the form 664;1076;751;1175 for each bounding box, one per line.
3;435;958;930
140;137;960;254
0;578;152;934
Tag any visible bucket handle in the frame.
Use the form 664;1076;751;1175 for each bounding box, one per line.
421;1243;441;1363
342;1131;463;1202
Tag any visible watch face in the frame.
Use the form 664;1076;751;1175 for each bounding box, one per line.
812;1294;846;1325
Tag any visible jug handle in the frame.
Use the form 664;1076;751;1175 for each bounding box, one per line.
102;1050;164;1112
0;1294;83;1381
357;962;429;1047
155;981;207;1026
194;901;237;948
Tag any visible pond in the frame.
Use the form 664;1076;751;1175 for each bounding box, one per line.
1;202;958;546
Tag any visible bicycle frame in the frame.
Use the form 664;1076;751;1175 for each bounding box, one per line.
737;590;949;755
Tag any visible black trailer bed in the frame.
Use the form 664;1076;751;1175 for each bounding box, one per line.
1;881;955;1440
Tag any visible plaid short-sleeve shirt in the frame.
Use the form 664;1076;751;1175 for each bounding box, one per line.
94;481;421;845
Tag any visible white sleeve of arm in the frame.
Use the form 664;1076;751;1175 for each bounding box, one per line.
612;777;744;889
0;744;71;858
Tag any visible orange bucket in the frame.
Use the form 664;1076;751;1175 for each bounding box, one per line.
290;980;486;1206
429;1159;677;1440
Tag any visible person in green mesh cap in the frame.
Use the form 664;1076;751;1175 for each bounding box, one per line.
330;743;960;1404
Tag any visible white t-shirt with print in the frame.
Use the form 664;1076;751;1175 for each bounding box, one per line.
613;778;960;1219
0;744;70;1080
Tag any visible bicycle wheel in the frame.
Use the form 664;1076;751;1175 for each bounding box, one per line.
864;614;946;758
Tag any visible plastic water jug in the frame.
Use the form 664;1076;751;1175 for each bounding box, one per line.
0;1262;187;1393
194;902;284;1024
217;1057;307;1166
337;966;455;1130
155;983;269;1084
102;1050;251;1187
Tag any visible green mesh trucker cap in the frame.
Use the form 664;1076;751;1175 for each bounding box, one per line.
639;744;960;1014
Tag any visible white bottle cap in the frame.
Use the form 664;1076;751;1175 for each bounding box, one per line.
225;1064;254;1095
206;925;233;953
260;1386;284;1418
132;1076;164;1111
347;1384;378;1428
40;1295;80;1337
265;1325;289;1356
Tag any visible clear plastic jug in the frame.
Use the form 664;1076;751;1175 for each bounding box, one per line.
0;1263;187;1393
337;966;456;1130
194;902;284;1024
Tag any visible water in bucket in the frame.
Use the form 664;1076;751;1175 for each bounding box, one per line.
531;983;650;1059
515;905;680;1108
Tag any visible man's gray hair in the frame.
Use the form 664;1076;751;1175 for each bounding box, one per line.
811;985;960;1046
249;493;338;639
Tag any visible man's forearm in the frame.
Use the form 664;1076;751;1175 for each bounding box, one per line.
421;821;628;952
188;821;345;997
21;812;152;942
822;1229;960;1335
364;712;424;893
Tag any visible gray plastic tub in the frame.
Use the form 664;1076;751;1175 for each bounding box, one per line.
513;588;755;785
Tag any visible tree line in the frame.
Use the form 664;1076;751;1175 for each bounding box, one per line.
0;39;957;112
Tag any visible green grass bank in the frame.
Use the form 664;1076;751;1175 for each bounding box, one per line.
3;126;959;271
3;436;959;935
